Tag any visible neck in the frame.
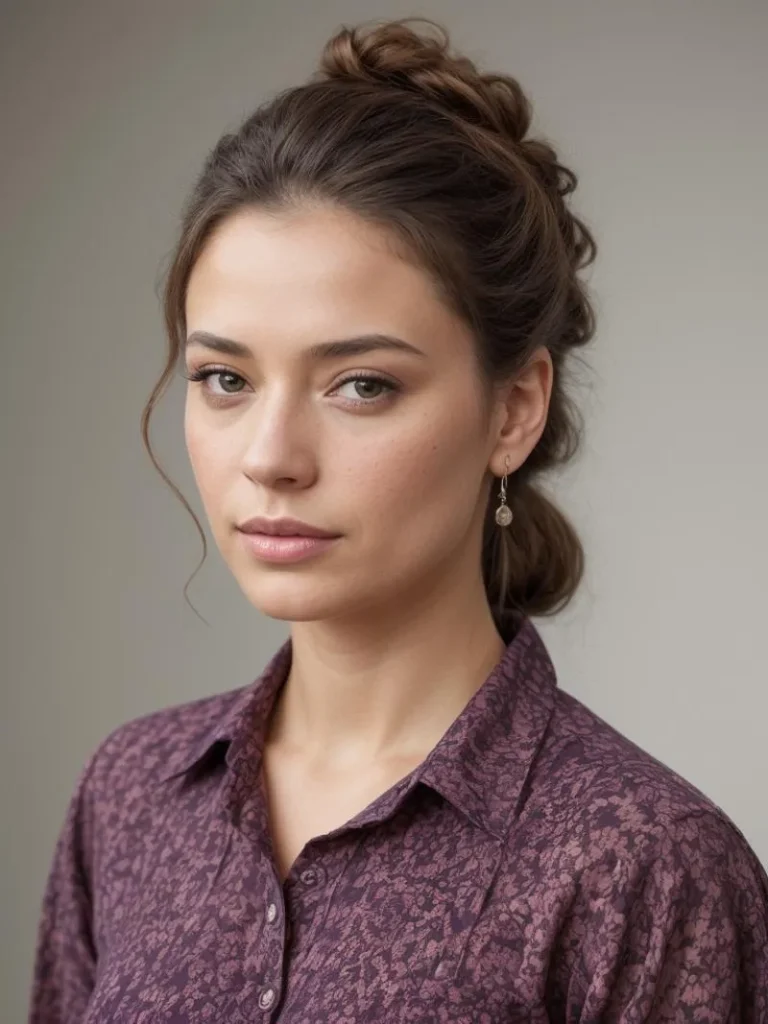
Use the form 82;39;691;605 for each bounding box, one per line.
265;567;508;772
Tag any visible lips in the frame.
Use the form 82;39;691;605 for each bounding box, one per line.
236;516;340;539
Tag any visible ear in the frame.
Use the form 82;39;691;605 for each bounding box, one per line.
488;346;553;476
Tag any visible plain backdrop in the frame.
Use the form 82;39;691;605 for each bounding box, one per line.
1;0;766;1017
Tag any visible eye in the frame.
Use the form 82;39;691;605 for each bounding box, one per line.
332;373;400;406
183;366;246;399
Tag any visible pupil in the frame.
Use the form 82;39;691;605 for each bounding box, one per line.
357;380;379;397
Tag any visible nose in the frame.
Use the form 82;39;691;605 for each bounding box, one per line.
239;392;317;491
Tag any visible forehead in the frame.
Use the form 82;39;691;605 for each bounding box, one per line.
186;204;441;327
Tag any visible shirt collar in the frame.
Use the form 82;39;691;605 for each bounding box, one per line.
156;614;558;842
155;639;293;785
415;614;557;840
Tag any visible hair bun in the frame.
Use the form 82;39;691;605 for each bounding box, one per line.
317;17;532;144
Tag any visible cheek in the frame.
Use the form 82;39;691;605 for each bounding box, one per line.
359;406;483;540
184;418;232;514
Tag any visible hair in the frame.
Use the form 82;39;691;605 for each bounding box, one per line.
142;16;597;628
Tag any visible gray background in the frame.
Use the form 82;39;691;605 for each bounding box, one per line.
2;0;766;1017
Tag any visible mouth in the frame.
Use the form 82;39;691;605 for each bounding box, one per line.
237;530;341;564
236;516;341;540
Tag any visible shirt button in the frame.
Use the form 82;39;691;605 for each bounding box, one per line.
258;987;276;1009
266;902;277;923
434;958;449;979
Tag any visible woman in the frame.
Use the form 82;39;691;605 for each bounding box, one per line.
29;16;767;1023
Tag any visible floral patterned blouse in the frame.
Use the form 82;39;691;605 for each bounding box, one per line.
29;614;768;1022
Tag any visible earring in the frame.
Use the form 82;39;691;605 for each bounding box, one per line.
495;456;513;527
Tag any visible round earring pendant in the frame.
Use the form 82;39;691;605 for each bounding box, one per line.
495;505;513;526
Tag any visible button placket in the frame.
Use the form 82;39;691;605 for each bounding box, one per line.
257;889;285;1015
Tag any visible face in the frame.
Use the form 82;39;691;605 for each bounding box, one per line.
183;203;527;626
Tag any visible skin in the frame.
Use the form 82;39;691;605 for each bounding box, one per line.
184;202;553;786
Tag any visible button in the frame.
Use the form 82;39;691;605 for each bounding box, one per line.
258;987;276;1009
266;902;277;923
433;958;449;979
300;868;318;886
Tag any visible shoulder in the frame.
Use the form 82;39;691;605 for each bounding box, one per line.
521;686;767;887
41;683;253;915
82;683;249;799
523;693;768;1015
534;686;730;841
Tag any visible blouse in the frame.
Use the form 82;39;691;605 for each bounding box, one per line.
28;614;768;1022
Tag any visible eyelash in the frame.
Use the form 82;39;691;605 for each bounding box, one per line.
182;366;401;409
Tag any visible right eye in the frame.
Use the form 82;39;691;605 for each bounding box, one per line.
183;366;247;403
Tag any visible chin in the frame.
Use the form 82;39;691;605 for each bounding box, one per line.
237;578;361;624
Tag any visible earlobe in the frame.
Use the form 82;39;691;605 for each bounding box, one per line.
489;436;523;480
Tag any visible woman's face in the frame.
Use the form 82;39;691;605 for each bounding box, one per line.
184;203;515;625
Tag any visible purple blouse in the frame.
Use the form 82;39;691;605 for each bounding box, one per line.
29;615;768;1022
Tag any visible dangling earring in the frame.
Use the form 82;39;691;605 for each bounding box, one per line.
495;455;513;527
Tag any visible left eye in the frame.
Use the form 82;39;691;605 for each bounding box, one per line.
335;376;391;399
334;375;397;403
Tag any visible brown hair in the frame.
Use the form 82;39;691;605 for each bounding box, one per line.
143;16;597;626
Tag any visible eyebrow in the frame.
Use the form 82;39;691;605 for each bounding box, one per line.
184;330;427;361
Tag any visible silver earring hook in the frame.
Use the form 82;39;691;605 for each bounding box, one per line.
495;455;514;527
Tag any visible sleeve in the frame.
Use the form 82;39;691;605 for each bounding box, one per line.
570;811;768;1023
28;747;102;1024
